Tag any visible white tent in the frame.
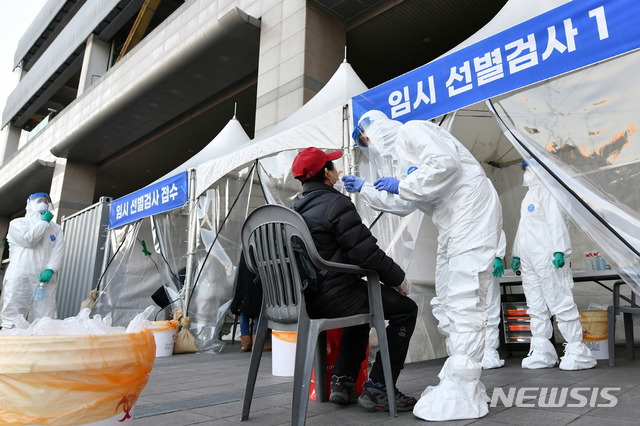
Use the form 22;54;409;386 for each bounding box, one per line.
93;60;401;353
159;114;252;182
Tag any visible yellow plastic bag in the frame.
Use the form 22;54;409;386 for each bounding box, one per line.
0;329;156;426
580;310;608;341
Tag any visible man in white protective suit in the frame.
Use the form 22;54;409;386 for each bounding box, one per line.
1;193;64;328
511;162;596;370
342;110;502;421
483;230;506;369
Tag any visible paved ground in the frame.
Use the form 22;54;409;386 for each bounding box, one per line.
134;342;640;426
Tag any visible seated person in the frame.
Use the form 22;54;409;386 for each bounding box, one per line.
291;147;418;412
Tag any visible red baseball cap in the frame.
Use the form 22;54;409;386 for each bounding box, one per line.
292;147;343;181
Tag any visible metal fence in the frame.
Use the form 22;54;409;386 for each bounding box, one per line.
56;197;111;319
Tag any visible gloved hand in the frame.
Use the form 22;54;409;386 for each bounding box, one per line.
552;252;565;269
41;211;54;222
341;175;365;193
141;240;152;256
493;257;504;278
39;269;54;283
374;177;400;194
394;277;411;296
511;257;521;273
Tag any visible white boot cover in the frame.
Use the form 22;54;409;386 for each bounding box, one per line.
522;337;558;369
559;342;597;370
481;347;505;369
413;355;488;421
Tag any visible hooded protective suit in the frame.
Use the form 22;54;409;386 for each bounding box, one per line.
350;111;502;421
482;230;506;369
1;195;64;328
512;170;596;371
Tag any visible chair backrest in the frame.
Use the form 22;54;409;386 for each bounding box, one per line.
241;204;321;327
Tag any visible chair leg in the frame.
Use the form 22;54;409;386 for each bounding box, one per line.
370;315;397;417
241;316;268;421
624;313;635;360
608;306;616;367
291;318;319;426
314;330;328;402
231;315;239;345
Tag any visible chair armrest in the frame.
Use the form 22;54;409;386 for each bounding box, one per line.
310;256;371;275
310;257;383;287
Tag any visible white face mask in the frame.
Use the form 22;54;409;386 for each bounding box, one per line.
35;202;50;213
522;169;534;186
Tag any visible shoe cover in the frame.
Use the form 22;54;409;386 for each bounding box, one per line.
522;337;558;369
481;348;505;369
413;355;488;421
420;382;495;403
559;342;597;370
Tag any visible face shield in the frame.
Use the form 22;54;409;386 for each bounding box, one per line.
27;193;52;214
352;111;406;176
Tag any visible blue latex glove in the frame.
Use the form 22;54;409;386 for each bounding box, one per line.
39;269;54;283
511;257;521;273
373;177;400;194
552;252;565;269
493;257;504;278
41;211;53;222
341;175;365;193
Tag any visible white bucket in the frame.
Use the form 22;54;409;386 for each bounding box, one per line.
272;331;297;376
584;339;609;360
151;320;178;357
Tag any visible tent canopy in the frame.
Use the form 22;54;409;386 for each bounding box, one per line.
194;60;368;197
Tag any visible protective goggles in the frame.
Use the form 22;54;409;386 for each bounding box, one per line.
351;116;371;147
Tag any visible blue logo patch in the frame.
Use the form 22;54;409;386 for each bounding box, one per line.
407;166;418;175
50;235;56;242
527;204;535;212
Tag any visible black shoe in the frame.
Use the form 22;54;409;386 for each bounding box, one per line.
394;387;418;412
357;380;417;412
329;375;358;404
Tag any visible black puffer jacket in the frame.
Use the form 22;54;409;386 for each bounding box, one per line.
293;181;405;318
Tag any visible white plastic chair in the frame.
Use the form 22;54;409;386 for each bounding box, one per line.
240;204;397;425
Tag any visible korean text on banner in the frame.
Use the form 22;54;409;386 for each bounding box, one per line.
352;0;640;125
109;171;189;228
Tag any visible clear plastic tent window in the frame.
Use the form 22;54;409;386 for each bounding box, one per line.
489;49;640;295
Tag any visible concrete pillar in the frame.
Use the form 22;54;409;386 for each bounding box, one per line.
0;125;22;164
49;158;98;222
77;34;110;97
254;0;346;135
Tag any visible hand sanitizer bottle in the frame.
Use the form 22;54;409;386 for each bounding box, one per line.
34;282;46;301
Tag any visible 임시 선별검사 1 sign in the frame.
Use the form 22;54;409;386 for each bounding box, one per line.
352;0;640;125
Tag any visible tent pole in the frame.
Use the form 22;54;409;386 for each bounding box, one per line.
343;102;355;177
183;168;198;315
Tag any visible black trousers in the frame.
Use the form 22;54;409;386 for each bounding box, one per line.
332;285;418;388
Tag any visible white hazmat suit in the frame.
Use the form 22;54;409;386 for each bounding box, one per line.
482;230;506;369
1;194;64;328
348;111;502;421
512;168;596;370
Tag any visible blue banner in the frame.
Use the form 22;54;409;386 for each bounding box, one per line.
352;0;640;125
109;171;189;228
